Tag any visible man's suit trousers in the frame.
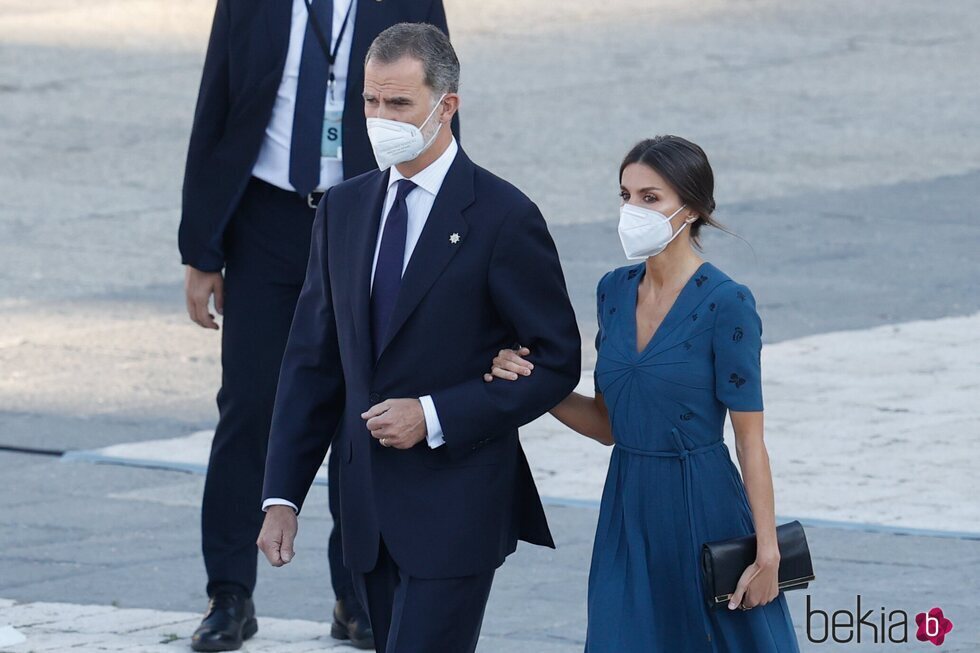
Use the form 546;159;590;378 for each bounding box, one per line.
352;537;495;653
201;176;352;601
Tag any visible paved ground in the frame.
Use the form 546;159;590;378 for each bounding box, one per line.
61;309;980;535
1;0;979;651
3;454;980;652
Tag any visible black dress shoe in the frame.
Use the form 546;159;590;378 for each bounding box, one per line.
331;597;375;650
191;591;258;652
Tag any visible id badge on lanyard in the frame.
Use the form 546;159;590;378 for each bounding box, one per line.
322;109;343;160
304;0;354;161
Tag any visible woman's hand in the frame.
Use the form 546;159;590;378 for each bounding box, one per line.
485;345;612;444
729;550;780;610
483;346;534;382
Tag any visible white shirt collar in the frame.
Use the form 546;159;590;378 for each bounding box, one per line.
387;136;459;196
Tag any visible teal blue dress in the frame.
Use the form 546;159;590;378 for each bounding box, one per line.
585;261;800;652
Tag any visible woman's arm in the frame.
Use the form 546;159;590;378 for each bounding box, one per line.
551;390;613;445
485;347;614;445
728;410;781;609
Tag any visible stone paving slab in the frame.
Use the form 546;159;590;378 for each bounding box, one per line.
0;599;342;652
63;311;980;537
4;453;980;652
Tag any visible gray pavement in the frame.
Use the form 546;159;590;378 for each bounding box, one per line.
3;452;979;651
1;0;979;651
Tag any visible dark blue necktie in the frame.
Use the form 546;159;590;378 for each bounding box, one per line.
289;0;332;197
371;179;417;360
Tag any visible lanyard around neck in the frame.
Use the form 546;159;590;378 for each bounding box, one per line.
302;0;355;95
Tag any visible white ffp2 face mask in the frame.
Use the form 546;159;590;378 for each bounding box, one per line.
617;203;695;260
365;93;447;171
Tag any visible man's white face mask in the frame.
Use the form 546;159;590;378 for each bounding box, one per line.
365;93;447;171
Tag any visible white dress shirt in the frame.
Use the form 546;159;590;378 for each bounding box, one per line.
263;137;459;513
251;0;356;193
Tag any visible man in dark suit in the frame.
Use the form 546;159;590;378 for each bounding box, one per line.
257;23;582;653
179;2;452;650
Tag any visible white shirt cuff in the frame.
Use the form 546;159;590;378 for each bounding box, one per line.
262;498;298;513
419;395;445;448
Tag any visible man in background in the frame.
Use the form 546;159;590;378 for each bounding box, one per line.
179;1;454;650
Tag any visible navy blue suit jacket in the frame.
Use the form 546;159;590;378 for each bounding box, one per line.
179;0;452;272
262;148;582;578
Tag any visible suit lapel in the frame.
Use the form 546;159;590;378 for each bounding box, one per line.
349;0;380;73
345;0;389;114
374;151;477;365
349;170;390;361
263;0;293;69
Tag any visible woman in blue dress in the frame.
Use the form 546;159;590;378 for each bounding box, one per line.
484;136;800;652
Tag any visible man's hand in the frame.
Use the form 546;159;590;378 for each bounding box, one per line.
361;398;427;449
257;505;298;567
184;265;224;329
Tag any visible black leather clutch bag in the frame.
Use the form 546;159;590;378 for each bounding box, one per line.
701;520;815;607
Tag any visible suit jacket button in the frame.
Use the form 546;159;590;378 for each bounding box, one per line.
369;393;380;403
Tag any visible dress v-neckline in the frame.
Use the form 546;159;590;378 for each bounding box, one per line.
630;261;708;356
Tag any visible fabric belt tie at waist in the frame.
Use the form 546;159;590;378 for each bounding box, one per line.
614;438;725;459
615;430;723;645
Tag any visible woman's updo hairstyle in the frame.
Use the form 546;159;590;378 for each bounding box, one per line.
620;135;725;250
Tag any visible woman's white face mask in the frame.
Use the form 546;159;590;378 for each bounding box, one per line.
365;93;447;171
617;203;696;260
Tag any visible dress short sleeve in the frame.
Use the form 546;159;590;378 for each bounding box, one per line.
713;282;764;411
594;271;613;394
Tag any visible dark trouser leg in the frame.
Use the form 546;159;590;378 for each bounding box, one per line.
201;178;314;597
352;539;496;653
352;540;399;651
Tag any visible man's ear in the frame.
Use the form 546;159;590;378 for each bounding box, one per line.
440;93;460;123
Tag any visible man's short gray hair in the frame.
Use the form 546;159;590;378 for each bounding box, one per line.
365;23;460;95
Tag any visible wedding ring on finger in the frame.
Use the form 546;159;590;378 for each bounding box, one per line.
381;437;389;447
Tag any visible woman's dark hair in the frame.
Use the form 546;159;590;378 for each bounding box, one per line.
619;135;729;250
